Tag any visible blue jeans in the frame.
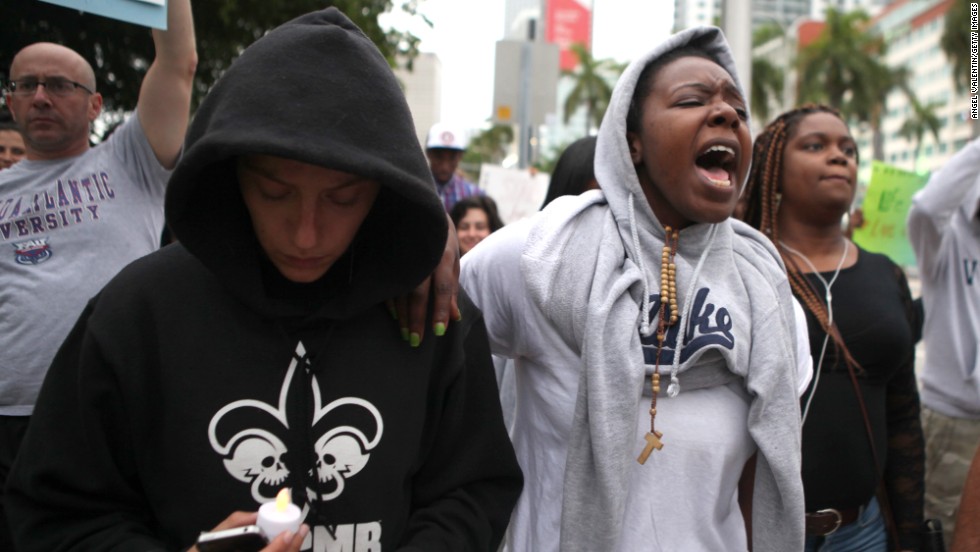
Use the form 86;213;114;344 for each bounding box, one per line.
805;496;888;552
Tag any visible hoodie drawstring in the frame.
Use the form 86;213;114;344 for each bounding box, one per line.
629;193;720;395
666;223;719;397
629;193;654;337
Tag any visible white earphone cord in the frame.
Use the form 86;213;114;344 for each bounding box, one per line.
778;239;850;426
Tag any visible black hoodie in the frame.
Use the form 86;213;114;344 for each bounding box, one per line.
5;8;522;552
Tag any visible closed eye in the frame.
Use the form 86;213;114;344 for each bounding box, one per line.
325;189;362;206
257;183;291;200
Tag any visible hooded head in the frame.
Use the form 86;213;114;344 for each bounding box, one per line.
165;8;446;318
596;27;751;234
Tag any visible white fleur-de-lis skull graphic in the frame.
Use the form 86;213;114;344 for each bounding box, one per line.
224;434;290;499
208;342;383;505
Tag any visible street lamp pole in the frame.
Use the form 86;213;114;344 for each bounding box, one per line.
518;19;536;169
723;0;753;108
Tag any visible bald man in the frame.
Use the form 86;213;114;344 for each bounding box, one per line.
0;2;197;547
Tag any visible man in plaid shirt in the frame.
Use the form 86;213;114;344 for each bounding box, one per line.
425;122;484;211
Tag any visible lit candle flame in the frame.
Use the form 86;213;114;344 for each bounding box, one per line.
275;488;291;513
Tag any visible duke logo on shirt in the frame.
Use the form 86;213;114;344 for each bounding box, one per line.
641;286;735;365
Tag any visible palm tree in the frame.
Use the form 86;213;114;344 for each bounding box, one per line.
750;22;787;125
751;57;784;125
752;21;784;47
797;8;901;160
898;96;942;172
797;8;887;111
863;64;912;161
562;43;625;135
940;0;978;137
941;0;970;94
465;124;515;167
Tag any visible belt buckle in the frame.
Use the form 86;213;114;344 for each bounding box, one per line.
816;508;843;535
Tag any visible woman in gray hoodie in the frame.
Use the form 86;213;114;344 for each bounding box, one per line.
461;26;806;552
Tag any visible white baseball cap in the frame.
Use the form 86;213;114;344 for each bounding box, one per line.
425;122;468;151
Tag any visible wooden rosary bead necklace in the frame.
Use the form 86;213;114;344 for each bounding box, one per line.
638;226;679;464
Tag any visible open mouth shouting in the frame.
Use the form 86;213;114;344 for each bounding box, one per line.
695;142;738;187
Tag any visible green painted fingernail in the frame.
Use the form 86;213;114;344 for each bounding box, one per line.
434;322;446;337
400;327;409;341
410;332;421;348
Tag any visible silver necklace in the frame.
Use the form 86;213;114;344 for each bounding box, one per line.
778;238;850;425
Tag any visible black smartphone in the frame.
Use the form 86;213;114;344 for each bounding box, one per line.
196;525;269;552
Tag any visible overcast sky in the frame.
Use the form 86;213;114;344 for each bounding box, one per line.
383;0;674;129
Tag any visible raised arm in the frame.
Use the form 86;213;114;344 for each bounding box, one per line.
137;0;197;169
907;137;980;279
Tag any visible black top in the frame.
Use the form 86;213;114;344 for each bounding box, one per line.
799;247;924;549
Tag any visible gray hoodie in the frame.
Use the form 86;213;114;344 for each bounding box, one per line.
463;26;804;551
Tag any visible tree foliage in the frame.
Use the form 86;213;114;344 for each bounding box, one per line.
750;56;784;125
2;1;429;114
797;8;908;160
752;22;784;48
940;0;978;138
898;96;942;172
796;9;888;117
464;124;514;169
562;43;625;136
940;0;970;93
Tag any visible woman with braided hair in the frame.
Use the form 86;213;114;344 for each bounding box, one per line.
740;104;925;551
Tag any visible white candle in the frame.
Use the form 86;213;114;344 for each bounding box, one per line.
257;488;302;541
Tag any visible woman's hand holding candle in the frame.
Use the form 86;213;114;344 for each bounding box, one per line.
257;488;304;542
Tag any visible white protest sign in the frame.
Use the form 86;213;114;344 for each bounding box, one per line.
38;0;168;30
478;164;550;224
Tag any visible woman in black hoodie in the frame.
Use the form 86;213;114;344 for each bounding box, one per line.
4;8;522;552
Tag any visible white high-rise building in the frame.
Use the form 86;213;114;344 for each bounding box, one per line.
674;0;722;29
394;52;443;149
673;0;811;32
672;0;891;33
863;0;971;174
505;0;545;39
754;0;812;28
810;0;887;19
502;0;588;164
751;0;968;178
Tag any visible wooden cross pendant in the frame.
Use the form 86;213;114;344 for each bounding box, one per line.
637;430;664;464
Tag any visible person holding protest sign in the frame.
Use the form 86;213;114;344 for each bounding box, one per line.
907;136;980;546
740;104;924;551
0;1;197;548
